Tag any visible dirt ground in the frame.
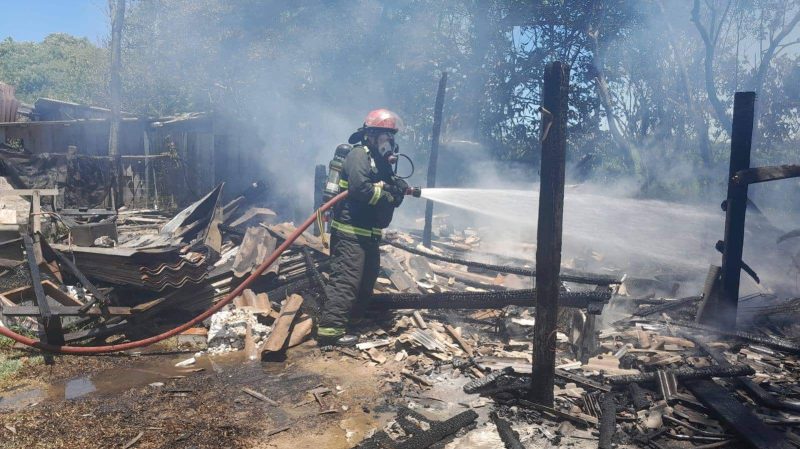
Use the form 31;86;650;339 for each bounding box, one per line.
0;343;396;449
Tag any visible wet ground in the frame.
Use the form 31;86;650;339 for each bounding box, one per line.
0;344;396;448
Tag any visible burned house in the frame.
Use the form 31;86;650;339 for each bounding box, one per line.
0;96;265;213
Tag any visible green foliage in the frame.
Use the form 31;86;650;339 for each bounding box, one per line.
0;34;108;105
1;1;798;200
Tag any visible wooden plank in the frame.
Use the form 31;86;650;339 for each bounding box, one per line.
1;280;84;307
260;294;303;357
685;379;792;449
444;324;473;356
530;61;569;406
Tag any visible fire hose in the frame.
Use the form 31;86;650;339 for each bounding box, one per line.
0;191;352;354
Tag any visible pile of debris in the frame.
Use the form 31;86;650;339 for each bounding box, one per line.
1;181;799;449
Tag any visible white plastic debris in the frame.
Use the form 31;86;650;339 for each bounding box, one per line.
175;357;196;367
207;307;271;354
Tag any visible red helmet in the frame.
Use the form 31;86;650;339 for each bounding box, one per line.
349;108;403;144
363;108;402;132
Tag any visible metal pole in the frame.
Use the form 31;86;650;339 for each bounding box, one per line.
529;61;569;406
423;71;447;248
108;0;126;209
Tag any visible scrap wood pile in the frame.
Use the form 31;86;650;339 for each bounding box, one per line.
271;220;799;448
331;270;800;448
0;183;326;348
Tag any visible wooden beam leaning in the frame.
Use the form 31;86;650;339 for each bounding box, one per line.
23;234;64;360
529;61;570;406
38;235;110;314
423;71;448;249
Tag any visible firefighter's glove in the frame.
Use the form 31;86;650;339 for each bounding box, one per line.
383;179;407;208
391;177;409;195
391;191;404;207
381;189;403;207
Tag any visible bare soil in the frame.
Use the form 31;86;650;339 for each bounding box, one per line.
0;343;394;449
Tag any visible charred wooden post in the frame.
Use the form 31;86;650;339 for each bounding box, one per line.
423;71;447;248
529;61;569;406
715;92;756;330
108;0;126;209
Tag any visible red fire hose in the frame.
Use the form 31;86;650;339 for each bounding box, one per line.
0;191;350;354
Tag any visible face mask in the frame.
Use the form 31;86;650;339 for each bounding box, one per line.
378;139;396;158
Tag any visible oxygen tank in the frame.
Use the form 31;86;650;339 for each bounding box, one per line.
323;144;352;202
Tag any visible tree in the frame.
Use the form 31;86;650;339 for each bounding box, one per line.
0;34;108;105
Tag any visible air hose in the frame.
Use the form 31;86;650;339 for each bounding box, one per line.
0;191;350;354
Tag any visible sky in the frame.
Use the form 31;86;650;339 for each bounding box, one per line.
0;0;108;43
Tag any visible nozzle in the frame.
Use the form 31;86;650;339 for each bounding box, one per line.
405;187;422;198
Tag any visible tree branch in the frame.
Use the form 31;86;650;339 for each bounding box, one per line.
691;0;733;135
751;8;800;93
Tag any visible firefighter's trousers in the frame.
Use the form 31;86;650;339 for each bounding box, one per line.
319;232;380;330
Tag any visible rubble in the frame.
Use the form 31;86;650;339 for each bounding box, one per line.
0;167;798;448
206;307;271;354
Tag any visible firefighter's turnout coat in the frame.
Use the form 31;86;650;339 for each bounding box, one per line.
319;144;404;334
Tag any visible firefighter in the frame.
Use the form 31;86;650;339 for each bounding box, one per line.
317;109;409;346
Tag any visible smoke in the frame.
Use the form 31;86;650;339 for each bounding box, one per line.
118;1;799;299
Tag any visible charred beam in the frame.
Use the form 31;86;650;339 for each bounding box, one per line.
628;383;650;411
671;320;800;355
530;61;570;406
463;366;514;394
384;239;622;285
732;164;800;186
633;295;702;317
598;393;616;449
423;71;447;249
715;92;756;330
395;410;477;449
686;335;800;413
366;289;609;312
490;412;525;449
684;379;792;449
607;364;754;386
